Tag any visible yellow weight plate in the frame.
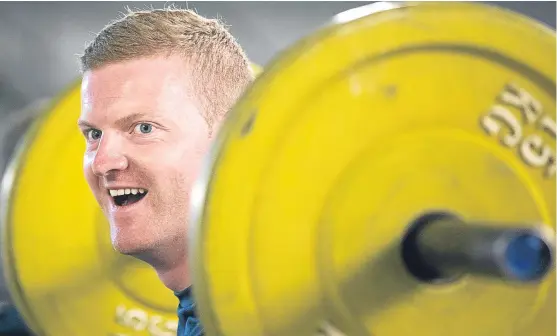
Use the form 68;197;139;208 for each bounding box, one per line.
0;61;262;334
190;3;555;336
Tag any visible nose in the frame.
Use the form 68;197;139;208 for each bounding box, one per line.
91;134;128;177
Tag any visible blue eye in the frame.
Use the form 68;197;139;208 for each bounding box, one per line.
87;129;102;141
135;123;153;134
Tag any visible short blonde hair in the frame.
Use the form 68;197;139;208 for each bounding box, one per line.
80;6;254;128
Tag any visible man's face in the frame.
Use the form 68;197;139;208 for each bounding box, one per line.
79;55;212;256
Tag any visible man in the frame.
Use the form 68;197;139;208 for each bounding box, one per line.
77;7;254;335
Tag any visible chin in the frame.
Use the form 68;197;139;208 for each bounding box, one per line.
112;241;143;256
111;232;155;256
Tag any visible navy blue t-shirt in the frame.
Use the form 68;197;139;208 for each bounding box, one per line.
0;305;32;335
175;287;204;336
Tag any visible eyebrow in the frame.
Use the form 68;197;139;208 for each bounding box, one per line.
77;119;95;129
77;112;150;130
114;112;150;129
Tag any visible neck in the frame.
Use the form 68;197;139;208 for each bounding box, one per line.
136;240;191;292
157;256;191;292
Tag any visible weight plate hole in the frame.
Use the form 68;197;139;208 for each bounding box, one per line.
401;211;462;285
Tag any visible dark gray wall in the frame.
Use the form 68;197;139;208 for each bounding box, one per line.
0;1;555;114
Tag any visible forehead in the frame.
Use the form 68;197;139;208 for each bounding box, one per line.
80;56;195;122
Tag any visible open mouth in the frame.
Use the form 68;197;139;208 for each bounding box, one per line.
108;188;148;207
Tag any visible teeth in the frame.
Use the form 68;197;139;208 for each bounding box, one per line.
109;188;146;197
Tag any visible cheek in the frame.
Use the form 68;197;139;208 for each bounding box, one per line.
83;152;96;184
186;139;212;180
164;130;211;169
137;147;195;186
176;146;207;185
161;139;210;191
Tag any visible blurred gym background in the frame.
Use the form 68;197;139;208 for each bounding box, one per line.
0;1;555;335
0;1;555;115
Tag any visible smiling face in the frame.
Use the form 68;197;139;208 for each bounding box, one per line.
79;55;212;257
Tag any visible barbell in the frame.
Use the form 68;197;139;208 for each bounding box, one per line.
0;2;555;336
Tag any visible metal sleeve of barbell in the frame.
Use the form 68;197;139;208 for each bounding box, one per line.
413;217;555;282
